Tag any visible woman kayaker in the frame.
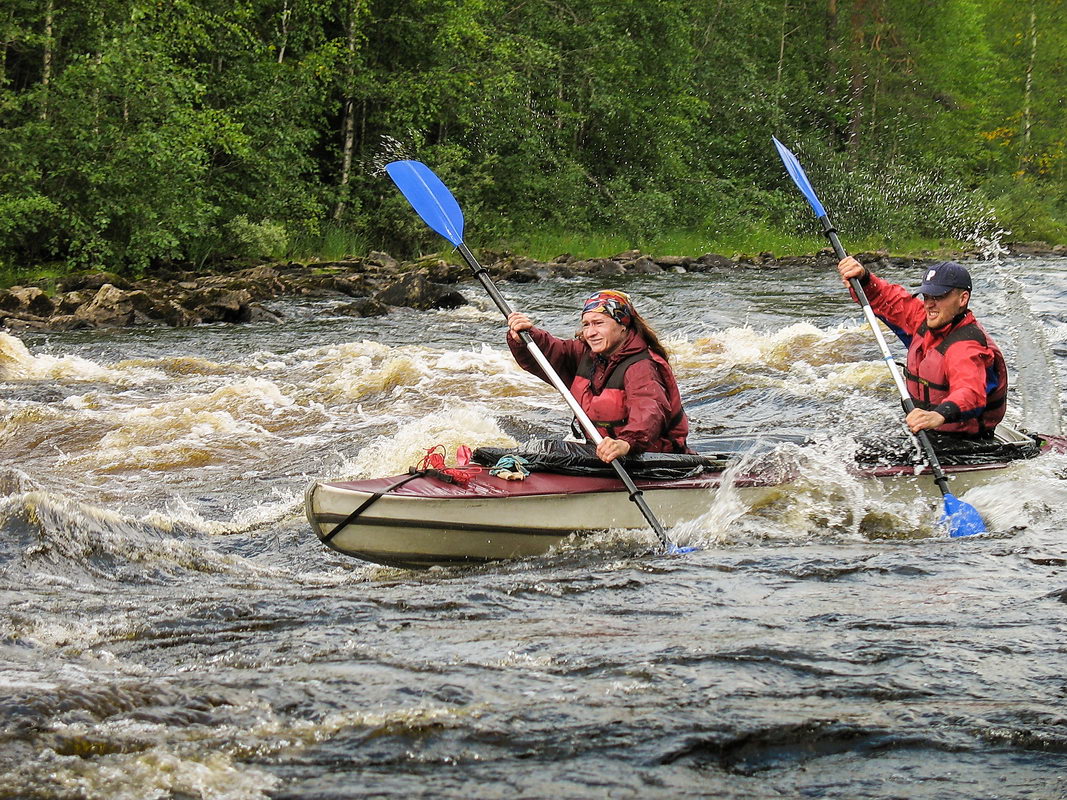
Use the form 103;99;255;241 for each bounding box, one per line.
506;289;691;464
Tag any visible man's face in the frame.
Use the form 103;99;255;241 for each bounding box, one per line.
922;288;969;329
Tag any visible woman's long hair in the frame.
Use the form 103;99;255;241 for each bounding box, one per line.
631;311;670;362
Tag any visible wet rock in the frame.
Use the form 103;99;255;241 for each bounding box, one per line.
179;287;254;323
812;248;842;267
624;256;662;274
56;272;132;292
245;303;285;323
853;251;891;267
309;259;367;273
336;298;389;317
416;258;466;284
575;258;625;276
54;290;93;316
73;284;161;327
0;311;53;331
487;255;538;281
506;269;540;283
45;314;94;331
775;255;821;267
5;242;985;333
0;287;55;317
1006;241;1055;256
228;264;288;298
368;251;399;270
374;271;468;310
692;253;735;271
288;273;367;297
655;255;692;269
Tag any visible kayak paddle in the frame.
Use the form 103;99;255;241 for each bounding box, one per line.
772;137;986;538
385;159;693;553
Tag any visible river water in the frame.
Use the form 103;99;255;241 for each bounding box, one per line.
2;256;1066;799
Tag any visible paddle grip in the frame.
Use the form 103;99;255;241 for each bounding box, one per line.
457;243;516;318
818;215;848;261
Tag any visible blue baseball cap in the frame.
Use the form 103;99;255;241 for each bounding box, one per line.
918;261;971;297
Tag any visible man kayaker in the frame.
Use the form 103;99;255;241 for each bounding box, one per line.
837;257;1008;438
506;289;691;463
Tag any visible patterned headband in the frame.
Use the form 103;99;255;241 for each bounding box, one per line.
582;290;634;327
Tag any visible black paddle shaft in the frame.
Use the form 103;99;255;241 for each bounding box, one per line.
817;215;952;497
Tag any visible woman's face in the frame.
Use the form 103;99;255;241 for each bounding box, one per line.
581;311;629;356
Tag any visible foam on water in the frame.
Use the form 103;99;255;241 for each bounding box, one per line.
675;322;894;388
1;746;279;800
669;449;780;548
955;450;1067;531
3;264;1067;798
339;404;518;479
58;379;304;473
0;332;164;384
0;490;289;580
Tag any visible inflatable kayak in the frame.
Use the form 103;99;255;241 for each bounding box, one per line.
305;425;1065;569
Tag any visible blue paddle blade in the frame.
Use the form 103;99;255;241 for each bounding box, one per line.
942;493;987;537
772;136;827;219
385;160;465;247
667;543;699;555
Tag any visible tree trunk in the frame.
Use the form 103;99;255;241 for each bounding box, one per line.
824;0;839;143
1021;0;1037;168
277;0;291;64
41;0;54;120
777;0;788;86
1;5;8;87
333;2;362;222
775;0;795;130
846;0;867;164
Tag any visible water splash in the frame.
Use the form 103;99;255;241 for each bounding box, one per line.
669;451;764;547
962;220;1011;263
970;221;1065;435
993;269;1064;434
367;133;415;176
952;210;1062;435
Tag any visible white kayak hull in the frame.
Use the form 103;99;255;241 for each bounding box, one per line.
306;426;1063;569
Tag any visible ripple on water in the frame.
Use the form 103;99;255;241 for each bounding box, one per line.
2;267;1066;798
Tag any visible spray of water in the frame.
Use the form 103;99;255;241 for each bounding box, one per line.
954;215;1064;435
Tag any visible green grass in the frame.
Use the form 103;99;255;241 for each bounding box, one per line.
0;226;985;292
0;263;68;292
494;226;975;262
286;224;369;263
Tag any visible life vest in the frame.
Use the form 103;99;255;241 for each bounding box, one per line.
902;315;1008;436
570;349;689;453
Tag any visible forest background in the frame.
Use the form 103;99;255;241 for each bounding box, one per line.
1;0;1065;278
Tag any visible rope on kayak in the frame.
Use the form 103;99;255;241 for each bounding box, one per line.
320;471;426;544
412;444;480;486
321;445;481;544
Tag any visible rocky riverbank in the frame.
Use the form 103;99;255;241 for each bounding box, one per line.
2;242;1062;332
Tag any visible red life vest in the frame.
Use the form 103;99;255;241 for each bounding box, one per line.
903;314;1008;436
570;349;690;453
